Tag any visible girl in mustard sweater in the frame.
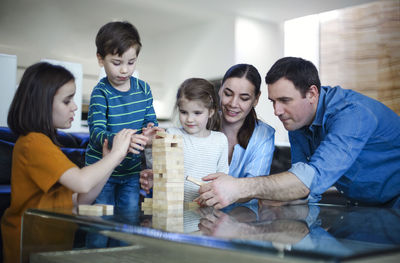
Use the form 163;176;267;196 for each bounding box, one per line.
1;62;137;263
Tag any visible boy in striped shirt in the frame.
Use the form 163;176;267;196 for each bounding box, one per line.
85;21;159;213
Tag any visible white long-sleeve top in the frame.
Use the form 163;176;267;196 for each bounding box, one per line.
166;127;229;202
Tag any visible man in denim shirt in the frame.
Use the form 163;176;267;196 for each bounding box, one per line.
198;57;400;209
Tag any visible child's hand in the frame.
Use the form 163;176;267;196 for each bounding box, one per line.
140;169;154;194
111;129;136;159
130;133;149;154
142;123;165;144
102;139;110;157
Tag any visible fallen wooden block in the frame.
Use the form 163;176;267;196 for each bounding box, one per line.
94;204;114;215
78;204;103;216
78;204;114;216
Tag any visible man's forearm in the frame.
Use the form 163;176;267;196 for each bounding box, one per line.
240;172;310;201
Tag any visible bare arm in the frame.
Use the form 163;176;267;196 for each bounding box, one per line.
59;129;135;204
76;139;112;205
196;172;310;209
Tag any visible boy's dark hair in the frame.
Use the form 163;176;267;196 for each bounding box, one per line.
176;78;221;131
7;62;75;144
96;21;142;58
221;64;261;149
265;57;321;97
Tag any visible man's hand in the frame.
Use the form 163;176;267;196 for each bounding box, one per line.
194;173;241;209
140;169;154;194
198;209;243;237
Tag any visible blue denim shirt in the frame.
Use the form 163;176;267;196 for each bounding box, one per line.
289;86;400;206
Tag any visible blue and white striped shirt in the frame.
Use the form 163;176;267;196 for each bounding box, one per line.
85;77;158;176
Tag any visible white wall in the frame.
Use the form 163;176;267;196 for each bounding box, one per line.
147;18;236;120
0;54;17;127
284;15;320;69
235;18;288;144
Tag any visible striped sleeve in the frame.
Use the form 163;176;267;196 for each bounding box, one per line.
87;83;114;149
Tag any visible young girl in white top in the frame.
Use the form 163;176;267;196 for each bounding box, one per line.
141;78;229;202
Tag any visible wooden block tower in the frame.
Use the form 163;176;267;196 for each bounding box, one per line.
141;131;185;232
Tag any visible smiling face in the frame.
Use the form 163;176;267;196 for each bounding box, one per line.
97;46;138;91
268;77;318;131
178;97;214;137
219;77;260;127
52;80;77;129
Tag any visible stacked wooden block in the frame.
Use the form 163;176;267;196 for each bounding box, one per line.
141;131;185;232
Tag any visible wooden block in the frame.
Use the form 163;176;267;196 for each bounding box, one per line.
152;200;183;209
152;147;184;153
152;154;184;162
94;204;114;215
153;218;184;226
156;131;168;138
153;177;184;184
153;167;184;175
153;163;184;171
153;137;175;146
78;205;103;216
153;182;184;192
142;207;153;215
153;135;183;147
153;191;184;201
186;176;204;186
141;198;153;208
153;168;184;174
184;201;200;209
153;208;183;217
153;203;183;210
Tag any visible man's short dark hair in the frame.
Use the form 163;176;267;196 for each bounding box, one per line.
265;57;321;97
96;21;142;58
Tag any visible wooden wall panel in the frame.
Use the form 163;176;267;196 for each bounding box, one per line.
320;0;400;114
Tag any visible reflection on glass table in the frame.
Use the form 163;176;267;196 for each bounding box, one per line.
22;203;400;262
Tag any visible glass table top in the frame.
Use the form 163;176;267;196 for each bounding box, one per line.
23;202;400;262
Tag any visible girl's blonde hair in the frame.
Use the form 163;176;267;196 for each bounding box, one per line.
176;78;221;131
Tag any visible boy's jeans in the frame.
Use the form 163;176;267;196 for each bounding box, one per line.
86;175;140;249
95;174;140;212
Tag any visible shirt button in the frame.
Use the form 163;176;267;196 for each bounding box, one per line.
306;156;310;161
340;191;344;194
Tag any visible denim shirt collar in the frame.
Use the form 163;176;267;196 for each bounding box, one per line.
301;86;327;134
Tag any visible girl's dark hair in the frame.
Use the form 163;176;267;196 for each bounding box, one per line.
176;78;221;131
7;62;75;144
96;21;142;58
221;64;261;149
